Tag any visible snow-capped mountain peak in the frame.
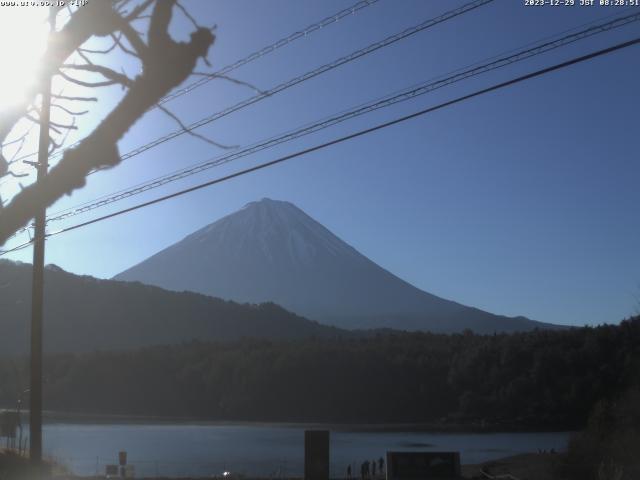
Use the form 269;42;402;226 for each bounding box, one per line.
115;198;553;333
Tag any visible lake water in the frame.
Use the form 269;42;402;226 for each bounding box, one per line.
40;423;571;477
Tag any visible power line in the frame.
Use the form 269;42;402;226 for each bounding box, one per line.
1;0;493;243
62;0;494;170
0;238;33;256
14;35;636;250
158;0;382;105
43;11;640;225
8;0;381;167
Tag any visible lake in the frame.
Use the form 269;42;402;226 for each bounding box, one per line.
40;423;571;477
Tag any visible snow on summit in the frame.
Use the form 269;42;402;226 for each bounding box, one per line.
114;198;556;333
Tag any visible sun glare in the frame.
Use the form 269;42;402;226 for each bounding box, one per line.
0;9;49;110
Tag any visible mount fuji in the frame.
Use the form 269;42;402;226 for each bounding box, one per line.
115;198;555;333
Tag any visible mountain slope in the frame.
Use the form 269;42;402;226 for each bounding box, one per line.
0;259;343;354
115;198;556;333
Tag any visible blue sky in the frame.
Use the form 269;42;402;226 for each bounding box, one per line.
2;0;639;327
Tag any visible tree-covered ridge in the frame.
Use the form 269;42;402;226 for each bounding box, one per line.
0;260;344;354
1;317;637;427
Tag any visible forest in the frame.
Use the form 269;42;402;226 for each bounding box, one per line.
0;260;342;354
0;316;638;429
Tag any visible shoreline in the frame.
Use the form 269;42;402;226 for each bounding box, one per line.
1;451;565;479
17;410;576;434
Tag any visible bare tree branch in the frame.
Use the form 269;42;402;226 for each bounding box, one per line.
50;117;77;156
76;48;96;65
58;70;120;88
124;0;156;21
51;104;89;117
115;0;135;13
118;21;149;59
78;42;117;55
6;171;29;179
61;63;135;87
24;114;60;135
51;93;98;102
50;121;77;132
110;32;140;59
176;1;200;29
7;128;36;165
25;112;77;134
52;94;98;102
0;1;122;146
156;103;236;150
1;128;33;149
8;152;41;166
0;2;124;204
130;15;153;22
49;135;62;155
191;71;265;94
0;0;216;244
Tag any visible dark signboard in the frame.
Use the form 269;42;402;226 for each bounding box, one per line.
305;430;330;480
105;465;119;476
386;451;461;480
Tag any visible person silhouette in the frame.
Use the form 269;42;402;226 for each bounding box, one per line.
347;464;352;479
372;460;377;477
378;457;384;474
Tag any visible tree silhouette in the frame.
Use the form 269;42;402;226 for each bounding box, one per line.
0;0;218;245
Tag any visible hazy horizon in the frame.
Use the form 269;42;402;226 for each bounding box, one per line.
2;1;638;327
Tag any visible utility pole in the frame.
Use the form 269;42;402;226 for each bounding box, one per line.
30;8;55;470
